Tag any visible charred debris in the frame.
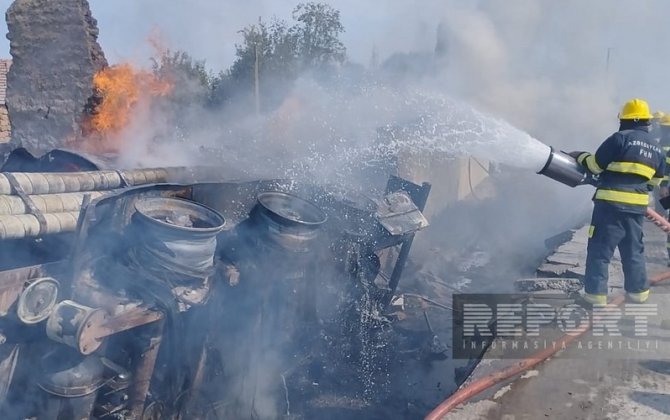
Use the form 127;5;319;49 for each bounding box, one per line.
0;0;489;419
0;160;436;419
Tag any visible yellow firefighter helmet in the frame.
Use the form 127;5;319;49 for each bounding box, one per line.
619;98;653;120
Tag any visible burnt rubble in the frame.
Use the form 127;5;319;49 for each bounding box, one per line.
0;165;448;419
0;1;483;418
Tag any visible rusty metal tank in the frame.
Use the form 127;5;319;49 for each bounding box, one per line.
36;348;105;420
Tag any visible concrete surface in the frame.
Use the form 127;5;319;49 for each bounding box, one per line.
444;219;670;420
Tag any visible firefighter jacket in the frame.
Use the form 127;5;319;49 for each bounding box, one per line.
660;131;670;188
577;126;665;214
661;132;670;155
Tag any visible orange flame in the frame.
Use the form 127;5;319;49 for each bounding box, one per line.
80;63;172;152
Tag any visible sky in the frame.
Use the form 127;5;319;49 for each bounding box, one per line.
0;0;669;141
0;0;444;70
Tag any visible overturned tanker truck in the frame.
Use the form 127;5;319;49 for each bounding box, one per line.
0;148;431;419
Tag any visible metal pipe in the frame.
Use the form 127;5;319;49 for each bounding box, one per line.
0;166;202;196
0;212;79;239
0;191;105;215
537;147;588;187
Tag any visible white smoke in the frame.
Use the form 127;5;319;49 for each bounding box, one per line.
1;0;666;148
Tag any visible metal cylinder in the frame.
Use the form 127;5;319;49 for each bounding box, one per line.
537;147;588;187
131;197;226;280
46;300;108;355
253;192;327;338
0;211;79;240
0;191;104;215
0;167;196;196
16;277;60;324
255;192;327;253
36;348;105;420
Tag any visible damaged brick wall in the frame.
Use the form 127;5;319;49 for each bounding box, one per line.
5;0;107;155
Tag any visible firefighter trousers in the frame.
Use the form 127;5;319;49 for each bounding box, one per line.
584;202;648;295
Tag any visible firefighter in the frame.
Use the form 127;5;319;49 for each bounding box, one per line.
658;114;670;262
652;111;666;144
658;113;670;153
652;112;670;213
569;98;665;305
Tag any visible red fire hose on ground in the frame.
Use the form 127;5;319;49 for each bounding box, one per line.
424;207;670;420
645;207;670;234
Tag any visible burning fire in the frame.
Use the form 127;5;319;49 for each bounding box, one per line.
79;63;172;152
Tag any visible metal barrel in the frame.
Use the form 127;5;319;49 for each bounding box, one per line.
37;348;105;420
537;147;588;187
254;191;327;253
130;197;226;280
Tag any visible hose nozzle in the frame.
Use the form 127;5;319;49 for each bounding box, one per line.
537;147;588;187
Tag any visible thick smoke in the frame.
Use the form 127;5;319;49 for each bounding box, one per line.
0;0;665;150
1;1;668;417
60;0;670;271
79;0;670;134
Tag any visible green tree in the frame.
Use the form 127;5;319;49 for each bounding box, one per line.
292;2;346;69
221;18;300;111
215;3;347;112
150;50;214;138
151;50;213;106
265;19;300;78
227;19;272;87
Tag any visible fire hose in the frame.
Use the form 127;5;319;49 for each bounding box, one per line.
424;207;670;420
645;207;670;234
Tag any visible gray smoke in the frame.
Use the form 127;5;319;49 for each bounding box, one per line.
2;0;668;146
49;0;667;264
1;1;659;278
2;1;668;418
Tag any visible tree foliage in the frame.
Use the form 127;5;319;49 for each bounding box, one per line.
154;2;347;112
292;2;345;68
227;18;300;87
213;2;346;110
230;2;346;77
149;50;215;138
151;50;213;105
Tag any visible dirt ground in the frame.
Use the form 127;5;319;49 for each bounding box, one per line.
444;220;670;420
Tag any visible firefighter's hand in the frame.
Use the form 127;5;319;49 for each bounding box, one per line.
661;187;669;198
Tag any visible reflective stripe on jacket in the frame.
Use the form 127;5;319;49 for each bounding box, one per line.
578;126;665;213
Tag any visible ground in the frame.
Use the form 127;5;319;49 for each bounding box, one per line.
443;220;670;419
